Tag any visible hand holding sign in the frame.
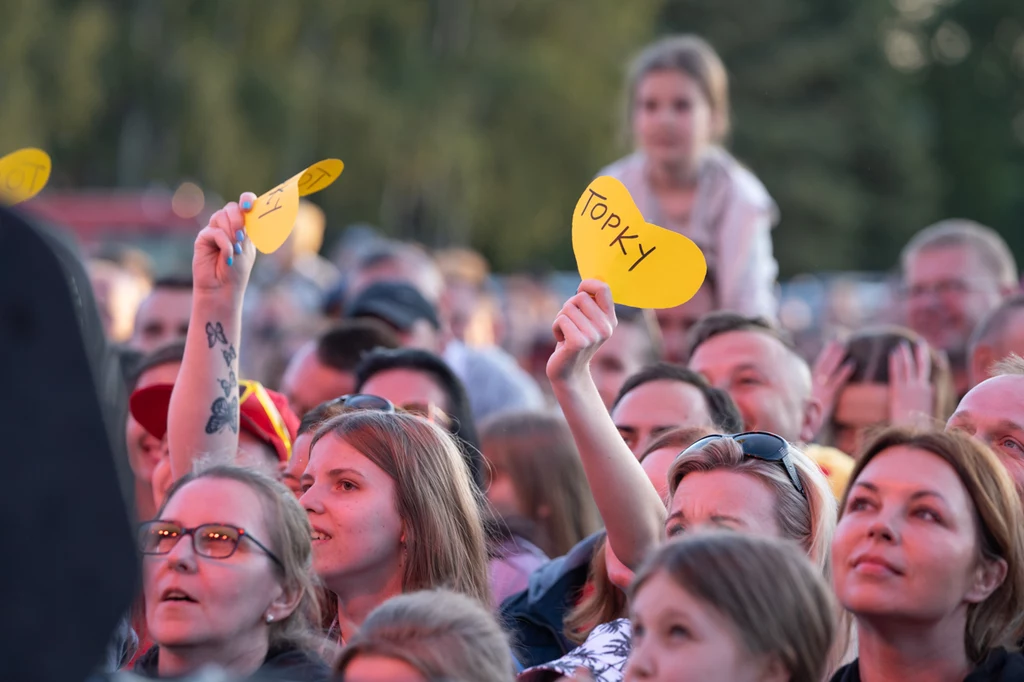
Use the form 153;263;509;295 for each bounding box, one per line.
245;158;344;254
572;176;706;309
0;148;52;205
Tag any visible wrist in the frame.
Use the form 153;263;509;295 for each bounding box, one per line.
192;290;244;317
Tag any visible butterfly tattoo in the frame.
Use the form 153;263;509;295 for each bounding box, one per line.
205;322;228;348
218;370;237;398
222;344;237;368
205;396;239;435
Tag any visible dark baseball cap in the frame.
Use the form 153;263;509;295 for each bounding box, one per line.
346;281;441;331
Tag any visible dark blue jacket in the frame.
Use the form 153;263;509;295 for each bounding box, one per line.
498;531;604;669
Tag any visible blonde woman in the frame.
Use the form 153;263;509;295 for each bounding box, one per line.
598;35;778;318
517;280;848;681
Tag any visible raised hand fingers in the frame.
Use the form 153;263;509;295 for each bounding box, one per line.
572;291;615;339
914;341;932;382
578;279;616;321
814;340;846;378
197;225;234;265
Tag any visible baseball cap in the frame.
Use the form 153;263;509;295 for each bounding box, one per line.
346;281;440;331
129;380;299;463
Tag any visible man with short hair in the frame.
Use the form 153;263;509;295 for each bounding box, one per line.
343;241;543;420
590;305;662;410
967;294;1024;389
901;219;1018;396
687;312;819;443
686;312;853;497
346;280;445;352
129;276;193;353
611;362;742;458
280;320;399;417
948;354;1024;490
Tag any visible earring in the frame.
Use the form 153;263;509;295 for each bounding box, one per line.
266;614;274;623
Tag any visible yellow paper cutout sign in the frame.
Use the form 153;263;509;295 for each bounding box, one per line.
245;158;344;254
0;148;52;205
572;176;707;309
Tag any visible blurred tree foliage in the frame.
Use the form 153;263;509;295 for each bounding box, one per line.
1;0;1021;276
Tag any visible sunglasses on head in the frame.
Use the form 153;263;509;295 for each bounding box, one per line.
326;394;450;428
682;431;805;496
327;394;396;413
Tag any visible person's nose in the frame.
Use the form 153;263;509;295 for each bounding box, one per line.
623;635;655;680
867;514;899;544
163;532;198;574
299;484;323;514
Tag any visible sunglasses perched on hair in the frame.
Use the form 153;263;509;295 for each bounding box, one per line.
682;431;805;496
138;521;284;569
327;394;396;413
327;394;451;428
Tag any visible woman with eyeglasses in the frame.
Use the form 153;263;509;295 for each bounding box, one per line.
516;280;847;681
135;463;330;680
829;428;1024;682
165;200;492;643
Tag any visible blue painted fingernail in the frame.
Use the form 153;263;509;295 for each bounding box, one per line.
227;256;234;266
235;230;245;242
242;200;252;210
233;242;242;255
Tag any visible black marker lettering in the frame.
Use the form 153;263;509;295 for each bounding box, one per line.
601;213;620;231
609;225;638;255
628;244;657;271
580;188;606;216
259;187;286;218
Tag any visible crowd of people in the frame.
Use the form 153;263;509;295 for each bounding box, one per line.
45;33;1024;682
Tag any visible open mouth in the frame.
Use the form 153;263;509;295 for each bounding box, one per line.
311;529;332;543
161;588;197;603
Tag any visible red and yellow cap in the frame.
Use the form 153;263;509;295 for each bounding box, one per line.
129;379;298;463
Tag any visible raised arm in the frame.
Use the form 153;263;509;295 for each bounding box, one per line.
167;194;257;480
547;280;666;570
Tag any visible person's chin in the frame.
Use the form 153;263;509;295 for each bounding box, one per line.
150;619;208;647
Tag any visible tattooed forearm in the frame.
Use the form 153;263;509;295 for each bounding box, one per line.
205;322;228;348
204;319;239;435
205;396;239;434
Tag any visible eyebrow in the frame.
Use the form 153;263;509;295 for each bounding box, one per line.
852;481;948;504
299;467;364;486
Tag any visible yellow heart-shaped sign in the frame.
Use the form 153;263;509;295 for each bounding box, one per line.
0;148;52;205
572;176;707;309
245;158;344;254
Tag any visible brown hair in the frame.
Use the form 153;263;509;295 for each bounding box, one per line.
561;428;716;645
311;411;490;606
832;325;956;425
157;464;323;653
563;534;629;645
335;589;514;682
839;428;1024;661
479;411;601;557
642;426;718;463
629;532;835;682
668;438;854;673
626;35;731;144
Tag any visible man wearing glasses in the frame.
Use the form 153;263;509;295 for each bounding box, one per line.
900;219;1018;398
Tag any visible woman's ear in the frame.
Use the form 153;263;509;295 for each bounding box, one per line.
965;556;1008;604
267;579;304;623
